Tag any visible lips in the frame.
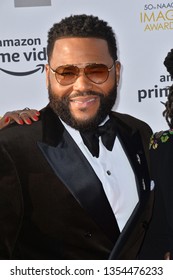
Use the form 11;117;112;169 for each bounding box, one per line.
69;95;99;108
71;97;97;103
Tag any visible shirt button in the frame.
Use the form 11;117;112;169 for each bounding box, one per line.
84;231;92;238
106;170;111;175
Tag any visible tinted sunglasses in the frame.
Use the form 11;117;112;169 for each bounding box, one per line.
49;63;115;86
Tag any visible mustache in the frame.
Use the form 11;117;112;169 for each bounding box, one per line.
69;91;103;99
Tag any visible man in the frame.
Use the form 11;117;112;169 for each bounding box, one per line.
0;14;154;260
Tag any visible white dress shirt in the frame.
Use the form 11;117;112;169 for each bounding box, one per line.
61;119;139;231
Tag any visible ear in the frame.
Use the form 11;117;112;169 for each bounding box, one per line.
115;61;121;86
45;64;50;89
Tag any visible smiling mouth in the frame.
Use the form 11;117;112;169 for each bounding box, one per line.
71;97;97;104
70;95;99;104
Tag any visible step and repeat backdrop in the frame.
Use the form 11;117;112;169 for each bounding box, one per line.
0;0;173;132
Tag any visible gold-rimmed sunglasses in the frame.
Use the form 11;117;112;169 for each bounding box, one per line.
49;63;115;86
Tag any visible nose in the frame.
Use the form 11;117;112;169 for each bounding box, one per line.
73;71;93;91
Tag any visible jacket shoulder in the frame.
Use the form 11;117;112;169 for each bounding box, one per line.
111;111;152;133
0;114;42;144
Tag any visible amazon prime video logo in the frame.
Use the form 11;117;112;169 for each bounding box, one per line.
14;0;51;7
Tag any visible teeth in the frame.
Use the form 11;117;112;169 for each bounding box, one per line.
73;98;95;104
73;100;83;104
87;98;95;102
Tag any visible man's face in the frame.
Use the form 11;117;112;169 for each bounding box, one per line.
45;37;120;130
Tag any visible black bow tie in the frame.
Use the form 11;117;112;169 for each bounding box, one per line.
80;117;117;158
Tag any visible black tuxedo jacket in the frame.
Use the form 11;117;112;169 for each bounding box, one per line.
0;106;153;260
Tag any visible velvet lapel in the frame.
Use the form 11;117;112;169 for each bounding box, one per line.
108;114;151;259
37;107;120;243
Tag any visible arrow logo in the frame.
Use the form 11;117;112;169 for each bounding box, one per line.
0;64;45;76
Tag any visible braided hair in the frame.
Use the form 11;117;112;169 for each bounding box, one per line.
163;49;173;128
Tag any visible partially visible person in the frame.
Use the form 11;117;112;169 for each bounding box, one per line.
0;108;40;129
139;48;173;259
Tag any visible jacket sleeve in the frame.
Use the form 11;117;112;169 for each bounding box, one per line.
0;144;23;259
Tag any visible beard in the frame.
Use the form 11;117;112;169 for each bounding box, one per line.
48;83;117;132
